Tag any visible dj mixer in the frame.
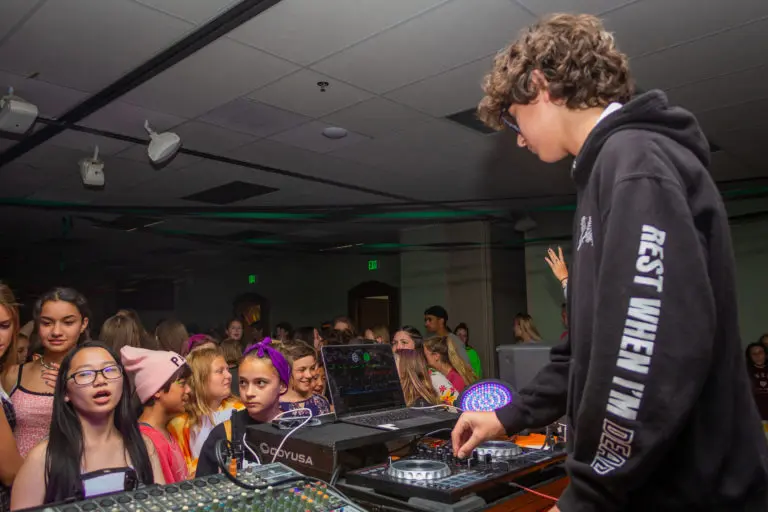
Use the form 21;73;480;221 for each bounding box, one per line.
345;437;566;504
24;463;365;512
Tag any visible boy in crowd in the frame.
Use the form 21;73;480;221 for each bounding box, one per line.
452;13;768;511
121;346;191;484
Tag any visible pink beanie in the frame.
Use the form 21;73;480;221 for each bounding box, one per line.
120;346;187;404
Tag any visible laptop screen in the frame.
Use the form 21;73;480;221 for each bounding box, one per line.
322;344;406;417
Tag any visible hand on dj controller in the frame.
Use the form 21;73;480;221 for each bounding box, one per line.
451;411;506;459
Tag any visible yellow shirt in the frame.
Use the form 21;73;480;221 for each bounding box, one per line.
167;397;244;477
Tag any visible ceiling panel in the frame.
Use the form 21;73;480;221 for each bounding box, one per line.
0;0;44;41
49;130;133;156
82;101;186;139
121;38;298;118
696;97;768;140
630;18;768;91
321;97;433;138
604;0;768;58
311;0;534;94
385;56;492;117
170;121;259;154
199;99;310;137
0;0;194;92
0;70;88;118
514;0;638;16
229;0;449;66
131;0;239;24
248;70;373;118
666;65;768;115
0;161;56;197
267;121;370;154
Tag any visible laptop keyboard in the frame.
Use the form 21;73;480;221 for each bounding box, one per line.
353;408;423;426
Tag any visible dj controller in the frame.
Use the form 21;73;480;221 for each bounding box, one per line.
24;463;364;512
345;437;566;505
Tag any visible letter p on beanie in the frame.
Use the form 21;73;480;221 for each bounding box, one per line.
120;345;186;404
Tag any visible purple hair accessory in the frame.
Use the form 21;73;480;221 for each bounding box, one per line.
183;334;211;355
243;338;291;387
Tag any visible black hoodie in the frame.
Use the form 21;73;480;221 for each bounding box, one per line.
496;91;768;511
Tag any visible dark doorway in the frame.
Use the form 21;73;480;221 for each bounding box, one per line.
233;293;270;348
348;281;399;334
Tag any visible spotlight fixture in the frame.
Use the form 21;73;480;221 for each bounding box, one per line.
144;120;181;164
79;146;105;189
322;126;348;139
0;87;38;134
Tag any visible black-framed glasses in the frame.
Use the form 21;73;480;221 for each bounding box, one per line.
68;365;123;385
499;104;520;134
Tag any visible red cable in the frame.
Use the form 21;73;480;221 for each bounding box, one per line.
508;481;559;502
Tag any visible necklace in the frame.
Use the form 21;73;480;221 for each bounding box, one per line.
40;358;56;370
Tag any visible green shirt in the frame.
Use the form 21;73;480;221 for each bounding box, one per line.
466;346;482;379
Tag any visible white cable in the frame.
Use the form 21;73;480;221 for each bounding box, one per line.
242;432;261;466
270;408;313;464
411;404;463;413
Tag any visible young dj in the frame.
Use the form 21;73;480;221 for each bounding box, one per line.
451;13;768;511
195;339;290;476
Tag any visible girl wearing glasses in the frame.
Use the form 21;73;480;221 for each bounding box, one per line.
167;347;244;477
2;287;91;458
11;342;164;509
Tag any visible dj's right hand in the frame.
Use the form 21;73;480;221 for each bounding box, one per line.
451;411;506;459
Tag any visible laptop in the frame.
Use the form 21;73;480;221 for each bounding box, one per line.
321;344;458;430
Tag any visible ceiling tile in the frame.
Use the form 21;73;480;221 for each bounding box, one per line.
268;121;370;154
321;97;433;138
696;97;768;140
0;138;16;152
199;99;309;138
82;101;186;139
49;130;132;156
170;121;258;154
121;38;298;118
0;161;54;197
229;0;450;65
0;0;194;92
0;0;44;41
385;56;492;117
131;0;239;24
0;70;88;118
666;65;768;115
249;70;373;118
514;0;638;15
311;0;534;94
604;0;768;58
630;19;768;91
116;144;201;170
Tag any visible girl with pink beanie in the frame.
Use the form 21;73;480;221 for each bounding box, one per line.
121;346;191;484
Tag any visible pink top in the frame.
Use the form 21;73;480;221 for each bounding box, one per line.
140;423;188;483
446;369;466;393
10;364;54;457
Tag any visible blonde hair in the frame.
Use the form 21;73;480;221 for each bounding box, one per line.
220;338;242;367
184;347;230;428
0;283;19;373
515;313;542;343
100;314;142;352
371;325;390;344
396;349;439;406
423;336;477;387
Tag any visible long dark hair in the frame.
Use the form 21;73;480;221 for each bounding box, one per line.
34;287;92;344
44;341;153;503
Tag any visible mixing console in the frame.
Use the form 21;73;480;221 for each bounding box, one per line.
25;463;365;512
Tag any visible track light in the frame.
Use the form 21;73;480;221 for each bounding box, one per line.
0;87;38;134
144;120;180;164
79;146;105;189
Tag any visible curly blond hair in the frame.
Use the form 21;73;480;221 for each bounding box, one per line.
478;13;633;130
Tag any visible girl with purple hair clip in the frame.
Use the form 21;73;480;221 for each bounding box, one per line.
195;338;291;476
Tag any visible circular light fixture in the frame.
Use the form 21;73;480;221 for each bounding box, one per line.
322;126;348;139
457;379;513;412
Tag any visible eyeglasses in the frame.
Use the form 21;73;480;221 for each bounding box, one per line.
499;104;520;134
68;365;123;385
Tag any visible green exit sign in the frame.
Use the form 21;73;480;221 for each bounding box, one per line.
368;260;379;271
248;274;258;284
